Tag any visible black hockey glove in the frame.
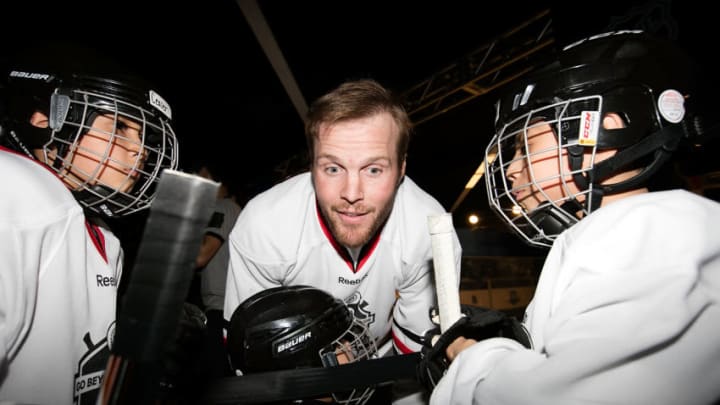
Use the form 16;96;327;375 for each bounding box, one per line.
416;305;531;391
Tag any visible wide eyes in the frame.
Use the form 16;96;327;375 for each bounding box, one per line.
322;165;384;176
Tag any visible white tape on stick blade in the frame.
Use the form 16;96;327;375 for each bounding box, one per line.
427;213;462;333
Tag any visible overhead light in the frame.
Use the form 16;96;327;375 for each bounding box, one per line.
467;213;480;225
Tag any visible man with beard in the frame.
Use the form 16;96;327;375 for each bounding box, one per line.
224;79;462;401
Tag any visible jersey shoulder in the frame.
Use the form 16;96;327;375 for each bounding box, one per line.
386;176;454;258
0;148;79;224
240;172;314;223
396;176;448;213
230;172;317;259
565;190;720;261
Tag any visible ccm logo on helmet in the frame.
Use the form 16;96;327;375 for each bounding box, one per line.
149;90;172;120
275;331;312;354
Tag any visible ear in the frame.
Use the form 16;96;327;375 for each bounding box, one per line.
602;113;625;130
30;111;50;129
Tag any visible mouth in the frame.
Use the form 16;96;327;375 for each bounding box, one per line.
122;165;141;179
512;190;524;201
338;210;367;217
335;209;369;224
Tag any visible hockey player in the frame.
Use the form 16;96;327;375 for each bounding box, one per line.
224;79;462;364
419;30;720;404
0;45;178;404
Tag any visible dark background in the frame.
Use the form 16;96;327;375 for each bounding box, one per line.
1;0;717;258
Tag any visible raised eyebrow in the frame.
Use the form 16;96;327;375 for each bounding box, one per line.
363;156;393;167
315;154;341;165
316;154;392;167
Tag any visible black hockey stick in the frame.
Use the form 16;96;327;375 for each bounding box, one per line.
98;169;219;405
202;352;422;404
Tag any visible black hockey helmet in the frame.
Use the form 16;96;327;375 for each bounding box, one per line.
227;285;377;404
485;30;699;247
0;42;178;217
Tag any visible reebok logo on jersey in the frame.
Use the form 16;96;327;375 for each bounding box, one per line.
338;273;368;285
275;331;312;354
96;274;117;287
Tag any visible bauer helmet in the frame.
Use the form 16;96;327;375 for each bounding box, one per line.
227;285;378;405
485;30;698;247
0;46;178;217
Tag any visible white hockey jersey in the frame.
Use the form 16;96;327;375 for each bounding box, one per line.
225;172;462;353
431;190;720;405
0;148;122;405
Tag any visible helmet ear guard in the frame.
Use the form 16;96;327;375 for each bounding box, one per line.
49;91;72;132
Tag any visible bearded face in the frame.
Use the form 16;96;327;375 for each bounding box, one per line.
312;112;405;249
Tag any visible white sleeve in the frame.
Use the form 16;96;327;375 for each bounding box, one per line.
432;265;720;404
431;194;720;405
430;338;532;405
206;199;239;242
0;215;68;369
392;262;436;353
223;226;285;320
222;180;312;322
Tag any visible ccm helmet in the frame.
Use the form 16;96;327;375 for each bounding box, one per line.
485;30;697;247
227;285;378;405
0;54;178;218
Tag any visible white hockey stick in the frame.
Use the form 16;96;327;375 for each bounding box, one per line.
427;213;462;334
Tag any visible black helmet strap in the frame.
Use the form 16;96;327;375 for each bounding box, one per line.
567;124;683;200
593;124;683;195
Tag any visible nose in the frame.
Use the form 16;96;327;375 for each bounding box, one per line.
505;151;525;183
119;130;146;159
340;172;363;204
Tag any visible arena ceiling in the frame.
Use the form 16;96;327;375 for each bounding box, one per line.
1;0;715;235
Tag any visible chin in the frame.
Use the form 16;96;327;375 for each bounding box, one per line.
335;228;372;249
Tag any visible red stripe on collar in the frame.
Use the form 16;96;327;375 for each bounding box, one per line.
316;200;382;273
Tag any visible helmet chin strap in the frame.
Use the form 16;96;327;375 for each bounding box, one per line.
595;125;683;193
73;184;135;218
567;124;684;212
528;200;582;242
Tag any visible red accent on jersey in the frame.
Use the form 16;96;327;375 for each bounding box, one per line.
85;220;108;263
392;331;414;354
356;232;381;271
316;201;382;273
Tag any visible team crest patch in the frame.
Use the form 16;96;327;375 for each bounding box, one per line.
345;291;375;325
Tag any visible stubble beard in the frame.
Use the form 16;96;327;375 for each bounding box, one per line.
322;195;396;249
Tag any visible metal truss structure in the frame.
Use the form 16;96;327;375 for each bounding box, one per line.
401;9;555;126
